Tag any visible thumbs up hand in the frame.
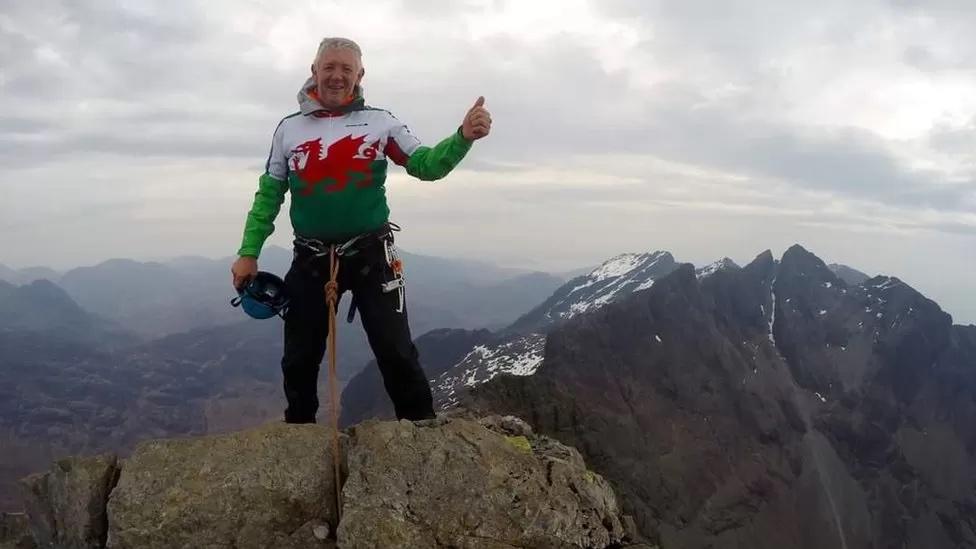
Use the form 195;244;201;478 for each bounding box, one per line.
461;96;492;141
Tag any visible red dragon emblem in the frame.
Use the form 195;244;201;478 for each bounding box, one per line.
289;135;380;195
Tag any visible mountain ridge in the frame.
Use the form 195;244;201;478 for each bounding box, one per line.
446;245;975;548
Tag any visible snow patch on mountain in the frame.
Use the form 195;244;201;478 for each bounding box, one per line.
696;257;739;279
580;254;644;286
434;334;546;409
547;252;675;321
633;278;656;292
871;277;903;292
508;250;687;334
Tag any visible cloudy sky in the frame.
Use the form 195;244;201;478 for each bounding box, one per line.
1;0;974;323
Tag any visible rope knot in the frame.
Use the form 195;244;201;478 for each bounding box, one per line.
324;280;339;305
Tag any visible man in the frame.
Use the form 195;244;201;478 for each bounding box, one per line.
231;37;491;423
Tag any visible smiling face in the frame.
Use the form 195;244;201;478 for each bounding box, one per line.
311;47;364;109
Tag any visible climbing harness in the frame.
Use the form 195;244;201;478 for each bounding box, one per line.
294;222;406;321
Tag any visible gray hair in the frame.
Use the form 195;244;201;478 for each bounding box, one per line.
315;37;362;65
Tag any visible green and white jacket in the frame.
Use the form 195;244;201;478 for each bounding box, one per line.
237;77;472;257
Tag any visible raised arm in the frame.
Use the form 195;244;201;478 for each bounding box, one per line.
384;97;492;181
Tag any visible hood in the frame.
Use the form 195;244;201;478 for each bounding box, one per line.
297;76;366;116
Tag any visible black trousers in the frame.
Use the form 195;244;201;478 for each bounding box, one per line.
280;237;435;423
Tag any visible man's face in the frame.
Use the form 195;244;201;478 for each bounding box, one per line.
312;47;364;108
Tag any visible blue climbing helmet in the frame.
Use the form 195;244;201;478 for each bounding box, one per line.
230;271;290;319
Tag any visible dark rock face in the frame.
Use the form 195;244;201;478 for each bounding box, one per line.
457;245;976;549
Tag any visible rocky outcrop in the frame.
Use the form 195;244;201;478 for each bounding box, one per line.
0;512;34;549
20;454;118;549
106;422;340;549
17;417;634;549
339;417;625;548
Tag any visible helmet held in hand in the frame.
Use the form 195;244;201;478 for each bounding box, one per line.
230;271;290;319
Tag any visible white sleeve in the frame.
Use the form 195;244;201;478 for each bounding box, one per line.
384;112;423;166
265;120;289;181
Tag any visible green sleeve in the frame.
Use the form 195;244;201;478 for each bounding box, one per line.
237;173;288;257
405;129;473;181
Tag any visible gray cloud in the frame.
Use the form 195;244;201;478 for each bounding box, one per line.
0;0;298;167
929;117;976;155
0;0;974;323
3;0;974;216
902;44;976;74
0;116;53;134
642;105;976;211
887;0;976;16
434;57;976;214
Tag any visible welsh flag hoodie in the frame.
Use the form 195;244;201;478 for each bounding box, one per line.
237;77;472;257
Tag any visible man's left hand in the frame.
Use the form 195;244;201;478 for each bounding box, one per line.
461;96;492;141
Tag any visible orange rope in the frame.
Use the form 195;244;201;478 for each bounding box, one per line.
324;245;342;520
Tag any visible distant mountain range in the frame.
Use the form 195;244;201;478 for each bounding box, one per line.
0;246;564;338
4;243;972;549
0;278;135;349
0;247;565;511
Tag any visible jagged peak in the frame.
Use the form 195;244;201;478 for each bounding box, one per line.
780;244;828;269
860;275;928;305
778;244;840;286
696;257;741;279
584;251;672;281
567;251;676;298
503;250;681;335
742;250;776;277
784;243;811;255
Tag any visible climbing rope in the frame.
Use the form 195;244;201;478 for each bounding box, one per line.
325;245;343;521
